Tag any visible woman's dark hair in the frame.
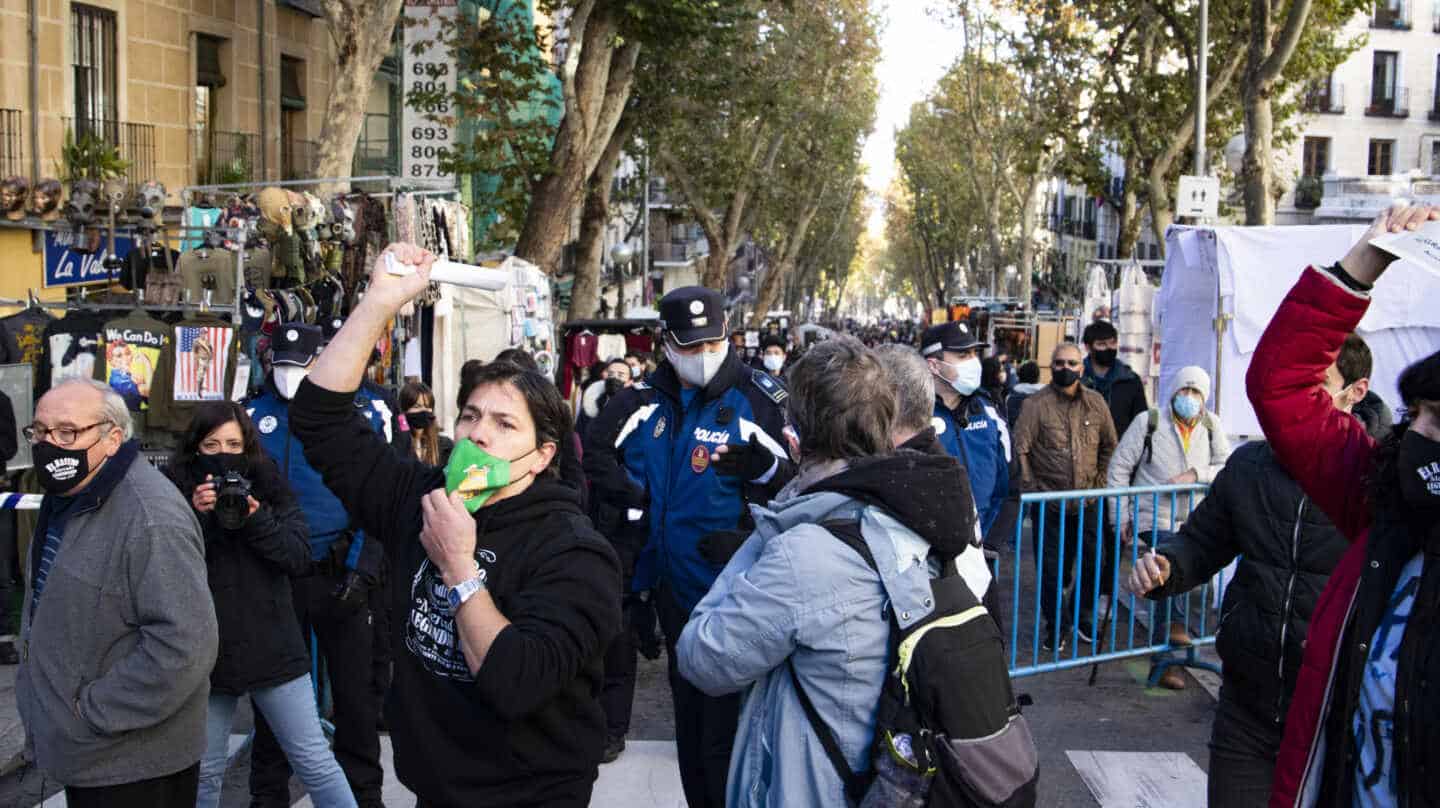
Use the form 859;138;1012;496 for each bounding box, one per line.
981;357;1004;392
400;381;441;466
493;348;539;372
168;401;288;504
456;361;571;479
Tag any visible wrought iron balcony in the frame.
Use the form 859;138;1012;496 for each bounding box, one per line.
60;117;156;187
1373;1;1412;29
1300;82;1345;114
193;130;256;184
1366;85;1410;118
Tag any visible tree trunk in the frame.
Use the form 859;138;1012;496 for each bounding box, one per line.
1243;0;1312;225
1117;180;1142;259
570;189;606;321
513;5;639;275
749;260;789;326
568;114;635;320
1146;161;1174;254
313;0;404;190
1016;167;1050;307
704;246;734;291
1241;87;1276;225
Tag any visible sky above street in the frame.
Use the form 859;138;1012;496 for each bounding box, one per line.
863;2;959;234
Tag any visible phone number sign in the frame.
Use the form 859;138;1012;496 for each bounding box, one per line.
402;0;458;187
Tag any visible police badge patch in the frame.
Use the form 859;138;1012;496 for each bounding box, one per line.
654;416;666;439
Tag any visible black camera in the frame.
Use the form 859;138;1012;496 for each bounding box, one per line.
213;471;253;530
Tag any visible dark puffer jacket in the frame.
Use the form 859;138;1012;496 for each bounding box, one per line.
1149;440;1348;725
167;454;313;695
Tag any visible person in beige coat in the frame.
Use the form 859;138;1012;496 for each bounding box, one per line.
1106;365;1232;688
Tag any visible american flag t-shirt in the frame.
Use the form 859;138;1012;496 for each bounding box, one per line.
174;324;232;401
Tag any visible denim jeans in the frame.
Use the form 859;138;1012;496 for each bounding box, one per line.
196;674;357;808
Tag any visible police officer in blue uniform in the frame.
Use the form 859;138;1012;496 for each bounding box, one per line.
245;324;389;808
584;287;794;808
922;321;1011;540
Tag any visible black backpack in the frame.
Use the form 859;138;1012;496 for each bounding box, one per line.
788;520;1039;808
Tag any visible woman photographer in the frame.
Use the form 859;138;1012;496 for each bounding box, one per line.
286;244;621;807
168;402;355;808
400;381;453;466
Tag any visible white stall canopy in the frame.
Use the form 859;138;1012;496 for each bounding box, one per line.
1158;225;1440;440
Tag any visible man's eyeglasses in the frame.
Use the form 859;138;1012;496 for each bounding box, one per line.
24;421;111;447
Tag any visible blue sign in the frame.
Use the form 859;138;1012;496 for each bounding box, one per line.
43;231;134;288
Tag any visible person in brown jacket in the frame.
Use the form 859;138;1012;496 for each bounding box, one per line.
1014;341;1119;651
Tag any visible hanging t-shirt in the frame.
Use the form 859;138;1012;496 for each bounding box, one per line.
178;248;238;308
96;312;170;412
1352;552;1424;807
148;315;239;432
0;308;56;392
38;311;106;394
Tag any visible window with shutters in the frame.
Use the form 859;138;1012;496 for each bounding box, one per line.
1302;137;1330;177
1368;139;1395;175
71;4;117;133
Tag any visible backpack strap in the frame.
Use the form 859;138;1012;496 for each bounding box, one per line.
1131;408;1160;485
784;518;881;807
787;659;869;806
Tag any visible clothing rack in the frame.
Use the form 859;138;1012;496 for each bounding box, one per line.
0;296;235;314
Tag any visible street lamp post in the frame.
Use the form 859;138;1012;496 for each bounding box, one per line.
1195;0;1208;177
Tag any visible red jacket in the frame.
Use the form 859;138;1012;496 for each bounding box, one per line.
1247;267;1377;808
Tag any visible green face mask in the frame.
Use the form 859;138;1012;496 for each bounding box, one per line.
444;439;537;513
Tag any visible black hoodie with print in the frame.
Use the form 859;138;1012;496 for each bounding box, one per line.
288;379;621;808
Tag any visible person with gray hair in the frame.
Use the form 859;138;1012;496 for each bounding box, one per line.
678;337;1005;805
16;377;218;807
873;343;937;450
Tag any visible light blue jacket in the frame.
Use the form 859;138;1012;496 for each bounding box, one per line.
676;483;940;808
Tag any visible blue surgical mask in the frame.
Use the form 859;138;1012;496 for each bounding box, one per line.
1172;393;1202;422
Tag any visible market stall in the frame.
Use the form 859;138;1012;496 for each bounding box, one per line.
1158;225;1440;440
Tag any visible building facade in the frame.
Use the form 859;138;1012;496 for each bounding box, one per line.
1285;0;1440;221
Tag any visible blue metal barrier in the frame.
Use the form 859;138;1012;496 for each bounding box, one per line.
999;483;1225;682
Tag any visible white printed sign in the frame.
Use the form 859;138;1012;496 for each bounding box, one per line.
402;0;459;186
1371;220;1440;280
1176;175;1220;219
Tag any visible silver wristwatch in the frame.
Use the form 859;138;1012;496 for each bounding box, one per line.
446;564;488;613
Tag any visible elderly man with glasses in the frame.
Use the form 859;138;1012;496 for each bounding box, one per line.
15;378;217;808
1013;342;1119;651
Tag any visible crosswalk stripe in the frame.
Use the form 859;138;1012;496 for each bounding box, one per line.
1066;750;1207;807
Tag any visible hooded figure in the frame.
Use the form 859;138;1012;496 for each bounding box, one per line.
1105;365;1233;537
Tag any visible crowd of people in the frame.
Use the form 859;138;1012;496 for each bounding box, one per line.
10;204;1440;808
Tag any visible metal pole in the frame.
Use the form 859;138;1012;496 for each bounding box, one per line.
257;0;268;179
642;155;651;306
1195;0;1208;176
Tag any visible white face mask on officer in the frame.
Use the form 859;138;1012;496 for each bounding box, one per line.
273;365;309;400
939;357;982;397
665;341;728;388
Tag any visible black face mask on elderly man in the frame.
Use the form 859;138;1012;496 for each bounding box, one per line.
34;437;102;494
